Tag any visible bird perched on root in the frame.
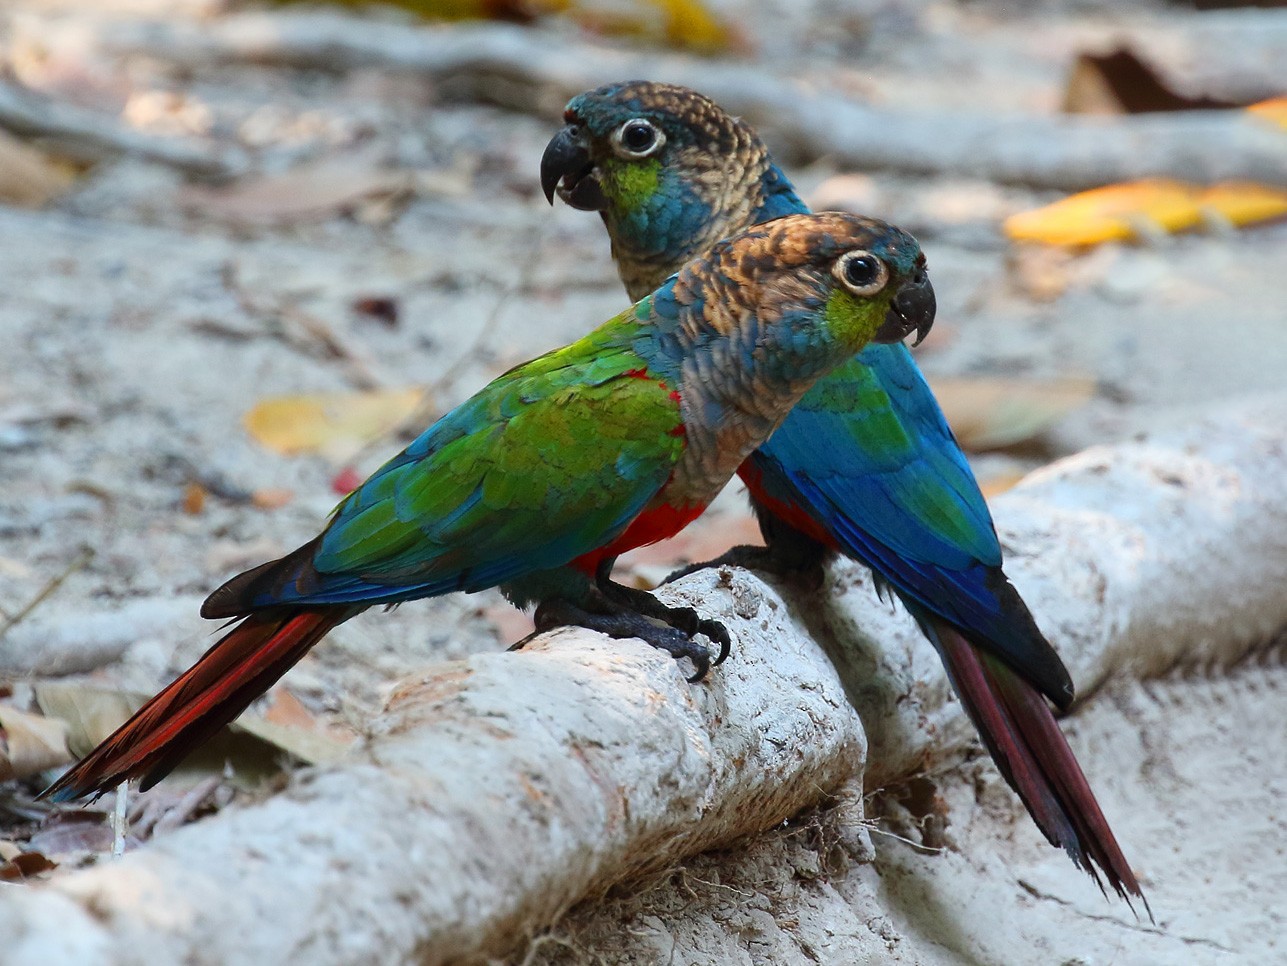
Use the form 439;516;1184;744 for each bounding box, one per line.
43;211;934;803
541;80;1150;916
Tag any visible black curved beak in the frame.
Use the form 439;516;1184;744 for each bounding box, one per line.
540;124;607;211
874;267;935;346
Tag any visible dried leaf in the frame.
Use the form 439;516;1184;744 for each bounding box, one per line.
928;376;1096;451
251;488;295;510
35;682;343;790
0;704;72;781
1247;97;1287;130
254;689;356;764
182;481;207;515
261;688;318;730
34;683;143;758
181;154;414;225
978;470;1029;500
0;850;57;881
1006;179;1287;246
311;0;736;51
243;387;427;460
1199;182;1287;228
25;813;118;858
572;0;736;52
1004;180;1204;246
0;130;79;208
0;841;20;862
232;714;352;768
352;296;400;328
1063;48;1242;116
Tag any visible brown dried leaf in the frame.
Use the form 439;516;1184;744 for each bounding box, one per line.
243;387;427;460
182;481;207;515
0;850;57;881
0;130;79;208
0;704;72;781
1063;48;1243;116
929;376;1096;451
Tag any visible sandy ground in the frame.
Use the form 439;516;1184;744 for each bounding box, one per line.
1;1;1285;963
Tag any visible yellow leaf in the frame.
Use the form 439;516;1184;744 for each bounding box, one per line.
637;0;736;52
278;0;734;51
928;376;1096;451
1247;97;1287;130
1004;180;1204;246
243;387;428;460
1199;182;1287;228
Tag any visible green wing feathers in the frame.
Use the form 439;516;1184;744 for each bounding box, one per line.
296;332;687;602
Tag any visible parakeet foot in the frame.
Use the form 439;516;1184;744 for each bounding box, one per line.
663;545;826;591
531;597;715;682
593;571;732;669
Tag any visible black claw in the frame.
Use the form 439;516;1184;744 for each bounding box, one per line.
592;570;734;671
699;618;732;667
533;597;713;682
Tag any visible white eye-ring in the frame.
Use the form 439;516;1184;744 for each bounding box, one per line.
833;250;889;296
611;118;665;158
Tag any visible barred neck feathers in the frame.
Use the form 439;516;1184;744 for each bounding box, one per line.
634;227;838;503
610;150;805;302
756;162;809;222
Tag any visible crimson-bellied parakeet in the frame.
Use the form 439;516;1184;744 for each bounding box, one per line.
43;211;933;803
540;80;1148;914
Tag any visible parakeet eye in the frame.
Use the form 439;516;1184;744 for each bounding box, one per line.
834;251;889;296
612;119;665;158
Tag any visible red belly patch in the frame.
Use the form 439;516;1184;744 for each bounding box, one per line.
573;502;708;575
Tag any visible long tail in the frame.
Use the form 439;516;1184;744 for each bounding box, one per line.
922;614;1152;919
41;607;352;802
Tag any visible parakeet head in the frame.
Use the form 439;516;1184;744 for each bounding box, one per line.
541;81;806;299
679;212;935;366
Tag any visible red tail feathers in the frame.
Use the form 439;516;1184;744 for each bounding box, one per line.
42;608;351;802
929;617;1151;919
